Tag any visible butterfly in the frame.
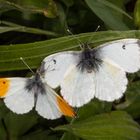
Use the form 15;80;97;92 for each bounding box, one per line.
43;38;140;107
0;62;76;119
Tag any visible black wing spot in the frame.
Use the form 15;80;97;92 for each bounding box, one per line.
53;59;56;64
122;45;126;50
3;81;6;84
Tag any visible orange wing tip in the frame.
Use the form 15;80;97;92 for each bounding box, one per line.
57;96;76;118
0;78;10;97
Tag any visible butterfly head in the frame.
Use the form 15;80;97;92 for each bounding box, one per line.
80;42;91;51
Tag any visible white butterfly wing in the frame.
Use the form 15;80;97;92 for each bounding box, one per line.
43;52;79;88
61;65;95;107
0;78;34;114
35;84;75;119
99;39;140;73
94;60;128;101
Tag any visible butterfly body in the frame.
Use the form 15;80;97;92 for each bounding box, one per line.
0;65;76;119
78;43;102;72
26;74;46;96
43;38;140;107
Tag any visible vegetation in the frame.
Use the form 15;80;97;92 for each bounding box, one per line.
0;0;140;140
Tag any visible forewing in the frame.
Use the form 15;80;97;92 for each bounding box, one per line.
35;84;75;119
94;60;128;101
61;65;95;107
99;39;140;73
43;51;79;88
0;78;34;114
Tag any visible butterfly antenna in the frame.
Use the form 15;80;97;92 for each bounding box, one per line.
87;25;100;44
67;28;83;49
74;108;79;118
95;25;100;32
20;57;35;75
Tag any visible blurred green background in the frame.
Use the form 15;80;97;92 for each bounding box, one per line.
0;0;140;140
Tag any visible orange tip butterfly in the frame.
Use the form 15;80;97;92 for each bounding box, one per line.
43;38;140;107
0;61;76;119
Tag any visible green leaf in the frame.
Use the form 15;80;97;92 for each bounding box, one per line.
99;0;132;19
0;100;9;119
60;0;74;8
74;100;112;122
0;21;59;36
0;26;22;33
55;111;140;140
134;0;140;28
60;100;112;140
53;3;67;34
0;0;57;18
0;30;140;72
60;132;80;140
116;81;140;119
85;0;131;30
4;111;38;137
0;1;15;14
21;130;59;140
0;120;7;140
